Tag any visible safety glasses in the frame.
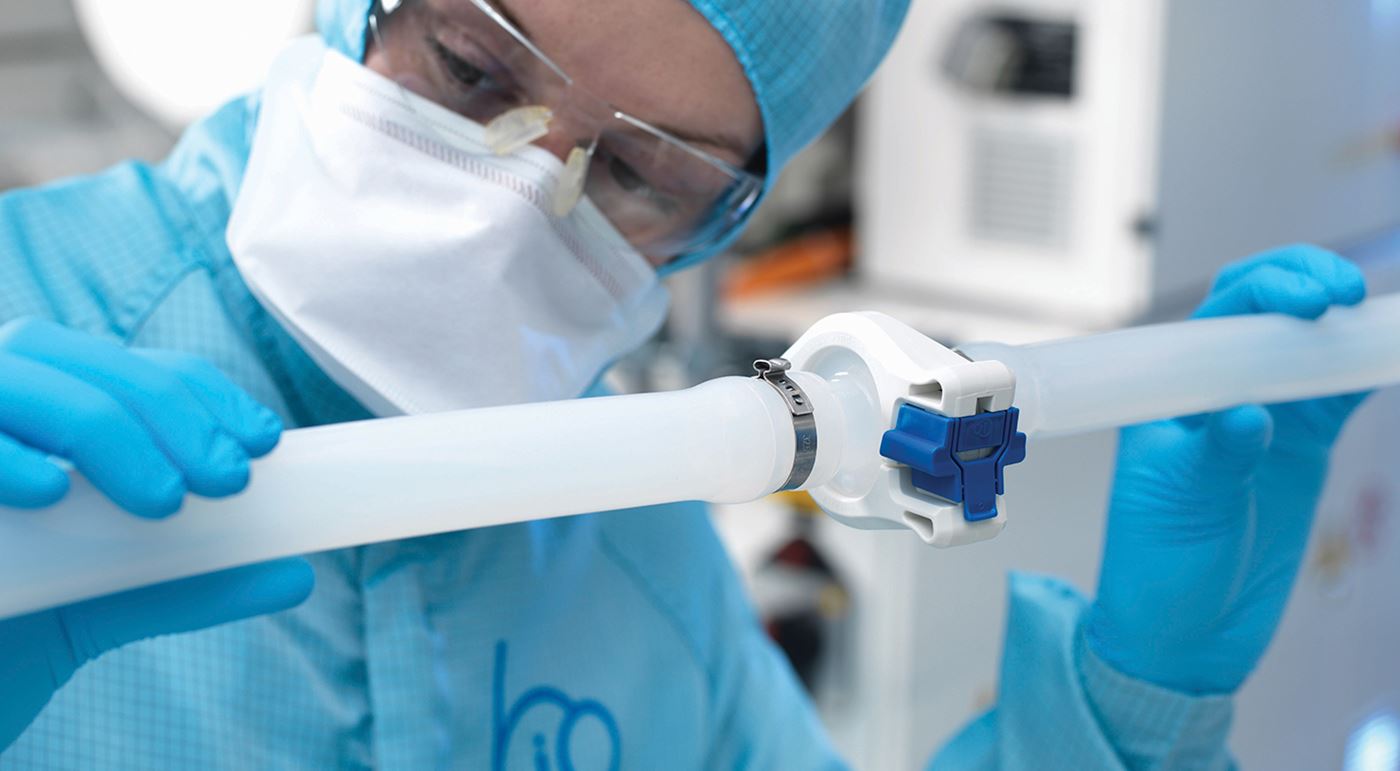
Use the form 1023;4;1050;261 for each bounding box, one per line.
368;0;764;261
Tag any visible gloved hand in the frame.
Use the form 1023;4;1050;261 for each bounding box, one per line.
1086;245;1368;695
0;318;315;749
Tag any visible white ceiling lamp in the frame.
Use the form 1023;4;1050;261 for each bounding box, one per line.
72;0;317;128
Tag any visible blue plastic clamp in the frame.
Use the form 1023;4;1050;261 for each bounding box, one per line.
879;404;1028;523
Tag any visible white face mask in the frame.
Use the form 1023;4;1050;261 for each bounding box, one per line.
227;38;670;416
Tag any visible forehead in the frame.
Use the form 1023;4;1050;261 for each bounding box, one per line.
428;0;761;156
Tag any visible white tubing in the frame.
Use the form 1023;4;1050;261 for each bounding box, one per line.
0;376;840;620
8;293;1400;617
959;293;1400;436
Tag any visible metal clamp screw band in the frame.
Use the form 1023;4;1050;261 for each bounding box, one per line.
753;358;818;491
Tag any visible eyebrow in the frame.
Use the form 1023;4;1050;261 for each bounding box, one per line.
646;120;759;167
489;0;759;165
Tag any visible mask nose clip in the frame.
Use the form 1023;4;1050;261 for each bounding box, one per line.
485;105;591;218
485;105;553;155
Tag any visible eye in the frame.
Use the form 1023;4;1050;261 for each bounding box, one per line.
429;37;493;89
608;155;681;210
607;154;650;194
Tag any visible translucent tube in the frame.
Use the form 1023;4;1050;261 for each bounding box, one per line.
6;294;1400;618
958;293;1400;436
0;376;845;620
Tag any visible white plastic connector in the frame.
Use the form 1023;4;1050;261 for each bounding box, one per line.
784;312;1017;547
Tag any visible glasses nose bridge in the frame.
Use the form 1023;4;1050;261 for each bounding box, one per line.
533;108;598;163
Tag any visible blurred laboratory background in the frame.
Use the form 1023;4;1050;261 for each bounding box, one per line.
6;1;1400;769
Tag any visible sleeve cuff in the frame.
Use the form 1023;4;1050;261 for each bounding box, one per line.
1077;623;1236;771
931;573;1238;771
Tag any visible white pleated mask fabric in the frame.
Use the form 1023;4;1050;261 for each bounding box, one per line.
227;38;670;416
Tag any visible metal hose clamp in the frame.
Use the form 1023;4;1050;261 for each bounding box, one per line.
753;358;818;491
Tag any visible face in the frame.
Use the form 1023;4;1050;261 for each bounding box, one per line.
364;0;765;264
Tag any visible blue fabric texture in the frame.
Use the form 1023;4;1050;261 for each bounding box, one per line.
681;0;910;172
931;574;1237;771
315;0;912;270
317;0;372;61
0;559;314;753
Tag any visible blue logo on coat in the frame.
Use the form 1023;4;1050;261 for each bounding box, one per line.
492;641;621;771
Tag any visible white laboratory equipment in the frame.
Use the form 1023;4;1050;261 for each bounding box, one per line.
858;0;1400;325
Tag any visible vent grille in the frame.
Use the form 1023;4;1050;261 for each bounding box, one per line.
968;128;1074;250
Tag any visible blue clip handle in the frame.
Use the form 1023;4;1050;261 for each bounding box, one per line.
879;404;1028;522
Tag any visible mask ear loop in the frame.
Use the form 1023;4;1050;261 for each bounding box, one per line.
553;137;597;217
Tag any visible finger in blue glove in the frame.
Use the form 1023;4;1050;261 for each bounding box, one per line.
0;318;282;517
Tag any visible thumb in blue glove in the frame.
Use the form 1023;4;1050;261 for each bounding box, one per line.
1087;245;1368;695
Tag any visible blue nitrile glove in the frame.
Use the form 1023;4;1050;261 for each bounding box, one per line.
1087;245;1368;695
0;318;315;749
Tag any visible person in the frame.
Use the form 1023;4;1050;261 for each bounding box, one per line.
0;0;1367;767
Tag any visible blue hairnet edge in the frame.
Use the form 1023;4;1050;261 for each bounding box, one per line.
319;0;373;61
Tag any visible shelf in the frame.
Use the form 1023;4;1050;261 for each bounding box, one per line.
719;280;1096;347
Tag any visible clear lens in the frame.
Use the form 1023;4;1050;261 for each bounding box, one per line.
370;0;762;261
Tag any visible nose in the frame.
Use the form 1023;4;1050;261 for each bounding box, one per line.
534;108;595;163
484;105;590;162
533;130;577;163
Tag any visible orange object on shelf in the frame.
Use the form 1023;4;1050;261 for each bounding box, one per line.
722;227;854;300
